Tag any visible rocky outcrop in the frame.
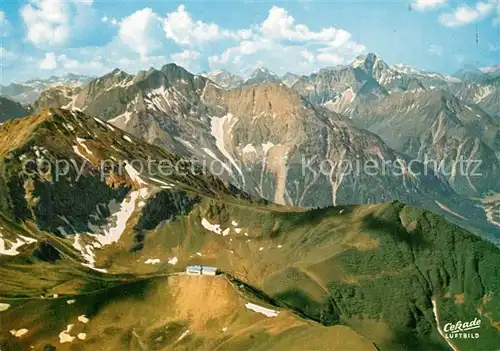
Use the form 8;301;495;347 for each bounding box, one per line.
352;89;500;196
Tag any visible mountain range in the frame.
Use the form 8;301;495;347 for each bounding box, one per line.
1;53;500;350
0;109;499;350
0;74;91;105
17;54;500;242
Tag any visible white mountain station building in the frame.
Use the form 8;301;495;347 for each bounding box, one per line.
186;265;218;276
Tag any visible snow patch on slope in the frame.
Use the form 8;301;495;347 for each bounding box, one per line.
59;324;75;343
201;218;222;235
73;186;150;272
95;190;141;246
0;233;37;256
109;111;133;125
210;113;245;184
124;161;148;186
245;302;279;317
145;258;161;264
435;201;467;221
10;329;28;338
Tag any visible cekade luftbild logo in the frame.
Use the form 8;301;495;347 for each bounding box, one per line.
444;318;481;339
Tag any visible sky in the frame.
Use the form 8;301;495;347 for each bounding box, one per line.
0;0;499;85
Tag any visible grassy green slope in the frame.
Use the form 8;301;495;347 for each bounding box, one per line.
0;275;377;351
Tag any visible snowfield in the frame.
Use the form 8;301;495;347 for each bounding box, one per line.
245;303;279;317
0;233;37;256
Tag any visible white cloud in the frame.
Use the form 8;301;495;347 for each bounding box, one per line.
8;5;367;82
20;0;71;47
102;16;118;25
208;6;365;75
209;38;273;66
428;44;443;57
0;11;12;37
170;50;201;72
163;5;223;45
57;54;105;71
40;53;58;69
411;0;447;11
0;47;17;61
39;51;104;73
118;8;164;59
33;41;171;78
438;1;496;27
20;0;95;47
300;50;315;64
490;43;499;51
261;6;354;45
316;53;343;65
163;5;252;46
495;1;500;25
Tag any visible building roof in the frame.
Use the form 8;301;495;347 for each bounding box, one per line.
202;266;217;273
186;265;217;272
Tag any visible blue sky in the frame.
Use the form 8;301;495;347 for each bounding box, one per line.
0;0;499;84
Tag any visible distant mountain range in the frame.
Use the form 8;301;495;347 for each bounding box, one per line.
0;74;91;105
201;67;284;89
0;53;499;241
22;55;500;244
200;69;243;89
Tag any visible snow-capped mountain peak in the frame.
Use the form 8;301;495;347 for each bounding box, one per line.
239;66;282;87
249;66;277;78
392;63;423;75
281;72;300;87
200;69;243;89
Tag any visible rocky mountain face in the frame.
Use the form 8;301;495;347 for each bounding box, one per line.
281;72;300;87
67;64;212;157
0;108;253;272
452;76;500;120
291;54;464;117
0;109;499;351
32;85;82;111
352;89;500;197
290;53;500;199
199;83;458;208
0;108;245;225
454;65;500;83
0;74;91;104
31;64;500;240
200;69;243;89
291;63;388;115
0;97;30;123
351;54;462;93
389;64;461;91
